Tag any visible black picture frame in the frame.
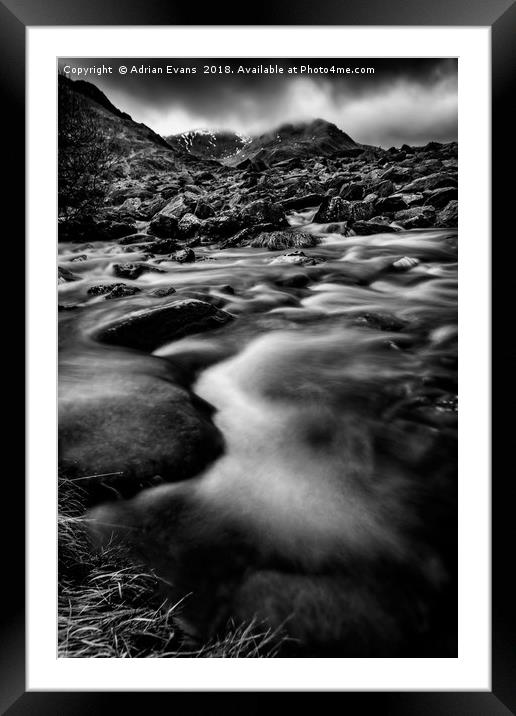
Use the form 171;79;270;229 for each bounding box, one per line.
5;0;511;712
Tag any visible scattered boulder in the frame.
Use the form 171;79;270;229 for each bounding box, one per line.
204;210;244;239
96;220;137;241
423;187;458;210
401;173;457;193
339;183;365;200
173;248;196;263
249;230;319;251
177;213;203;238
58;266;80;284
241;199;287;228
87;283;142;299
373;179;395;198
374;195;408;214
149;286;177;297
88;283;122;296
148;214;179;238
378;166;413;183
280;194;323;211
148;238;179;254
218;227;258;249
393;206;436;229
112;262;165;279
392;257;420;271
351;221;397;235
118;233;152;245
313;196;354;223
158;193;198;220
94;299;233;351
112;263;145;280
352;312;407;332
270;251;320;266
436;200;458;228
350;201;375;221
194;199;215;219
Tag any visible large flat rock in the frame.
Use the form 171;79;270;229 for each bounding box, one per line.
94;299;233;352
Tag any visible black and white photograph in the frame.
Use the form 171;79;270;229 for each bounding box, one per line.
57;57;459;659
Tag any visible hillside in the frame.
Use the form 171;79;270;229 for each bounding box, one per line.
166;129;250;160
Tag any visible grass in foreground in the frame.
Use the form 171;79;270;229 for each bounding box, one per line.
58;476;284;658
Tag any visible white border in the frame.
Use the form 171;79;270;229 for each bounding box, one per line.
27;26;490;691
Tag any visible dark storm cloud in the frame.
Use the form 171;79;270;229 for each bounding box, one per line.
58;58;457;147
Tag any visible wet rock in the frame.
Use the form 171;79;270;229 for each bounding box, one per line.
351;221;397;235
374;195;408;214
148;214;179;238
96;220;137;241
112;263;145;280
173;248;196;263
399;193;425;207
313;196;354;223
177;213;203;238
339;183;365;200
88;283;142;299
204;210;243;239
241;199;287;228
94;299;233;351
112;262;166;279
423;186;458;210
70;254;88;262
436;200;458;228
280;193;323;211
158;192;198;220
107;285;142;299
250;230;319;251
218;227;257;249
393;206;436;229
325;222;351;236
378;165;413;183
401;173;457;193
149;286;177;297
392;256;420;271
118;197;144;218
350;201;376;221
58;266;80;284
352;312;407;332
118;233;152;245
394;206;435;221
59;353;225;496
88;283;122;296
373;179;395;197
270;251;320;266
194;199;215;219
148;238;179;254
139;197;170;219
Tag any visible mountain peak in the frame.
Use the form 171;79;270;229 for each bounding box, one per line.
227;118;361;168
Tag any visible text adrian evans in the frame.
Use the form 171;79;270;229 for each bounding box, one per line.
62;64;376;77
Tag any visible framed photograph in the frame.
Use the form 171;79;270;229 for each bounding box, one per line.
5;0;510;711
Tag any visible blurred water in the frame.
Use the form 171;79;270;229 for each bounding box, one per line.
59;214;457;550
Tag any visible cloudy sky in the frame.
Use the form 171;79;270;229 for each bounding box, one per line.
59;58;457;148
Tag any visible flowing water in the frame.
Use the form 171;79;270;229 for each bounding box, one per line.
59;210;458;652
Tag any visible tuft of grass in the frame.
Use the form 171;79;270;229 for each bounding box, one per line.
58;475;284;658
